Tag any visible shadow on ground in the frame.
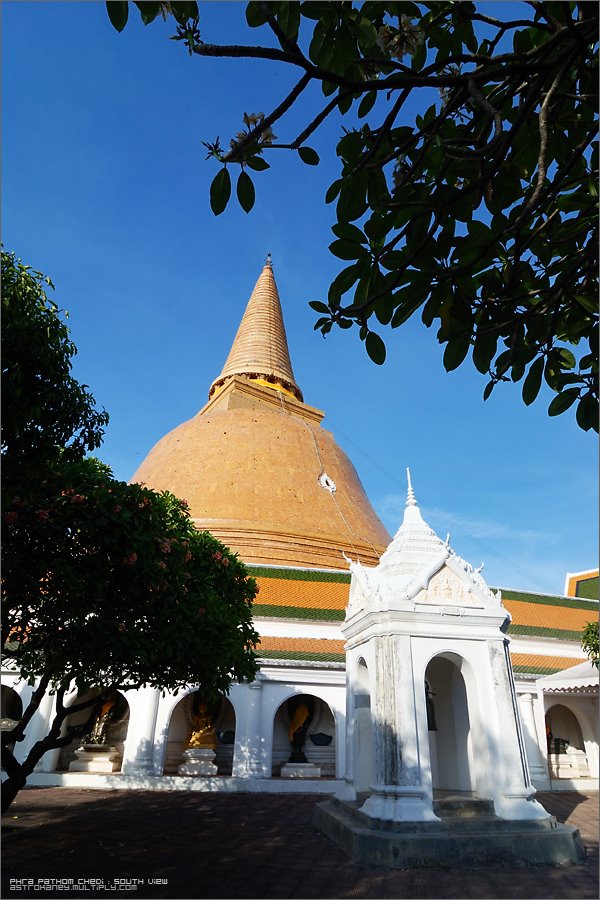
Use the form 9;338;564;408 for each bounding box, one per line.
1;788;598;899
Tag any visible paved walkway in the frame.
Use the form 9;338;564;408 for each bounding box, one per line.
2;788;598;899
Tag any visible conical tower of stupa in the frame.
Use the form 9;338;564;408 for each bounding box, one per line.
132;259;390;569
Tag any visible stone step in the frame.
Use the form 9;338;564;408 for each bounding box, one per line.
314;799;586;868
433;796;495;818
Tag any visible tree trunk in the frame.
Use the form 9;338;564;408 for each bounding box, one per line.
1;772;28;815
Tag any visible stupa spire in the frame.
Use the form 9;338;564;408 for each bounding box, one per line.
209;258;303;402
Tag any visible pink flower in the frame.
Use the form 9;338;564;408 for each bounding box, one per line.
158;561;167;570
212;551;222;561
185;550;192;562
222;558;229;567
122;553;137;566
118;623;126;633
159;540;172;554
114;505;122;514
71;494;86;504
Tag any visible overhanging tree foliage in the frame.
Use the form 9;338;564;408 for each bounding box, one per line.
110;1;598;431
581;620;599;669
1;251;258;812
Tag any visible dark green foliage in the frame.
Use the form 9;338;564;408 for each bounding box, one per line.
113;1;598;430
1;251;258;811
581;621;599;668
1;251;109;469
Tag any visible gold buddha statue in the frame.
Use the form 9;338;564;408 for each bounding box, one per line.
186;703;216;750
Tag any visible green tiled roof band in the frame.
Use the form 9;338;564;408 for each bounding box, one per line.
500;590;598;611
258;650;345;663
248;565;350;584
508;624;586;641
253;604;345;621
576;576;599;601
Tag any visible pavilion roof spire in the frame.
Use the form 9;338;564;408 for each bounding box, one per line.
209;257;303;402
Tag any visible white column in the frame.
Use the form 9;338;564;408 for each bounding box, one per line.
232;677;266;777
487;641;549;819
519;692;550;789
121;688;160;775
360;634;437;822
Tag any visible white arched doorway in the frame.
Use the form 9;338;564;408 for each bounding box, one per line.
425;654;477;794
57;690;130;772
164;691;236;775
546;703;590;778
271;693;336;776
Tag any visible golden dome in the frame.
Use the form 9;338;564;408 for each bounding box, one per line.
132;262;390;570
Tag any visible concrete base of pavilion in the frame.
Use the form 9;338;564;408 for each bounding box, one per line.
21;772;343;794
313;795;586;868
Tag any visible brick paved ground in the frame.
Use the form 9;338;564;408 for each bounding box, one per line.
1;788;598;900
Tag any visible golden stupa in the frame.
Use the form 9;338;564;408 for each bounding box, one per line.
132;259;390;569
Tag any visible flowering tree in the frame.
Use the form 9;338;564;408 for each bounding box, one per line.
110;1;598;431
1;252;258;812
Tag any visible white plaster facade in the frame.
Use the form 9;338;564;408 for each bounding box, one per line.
2;485;597;798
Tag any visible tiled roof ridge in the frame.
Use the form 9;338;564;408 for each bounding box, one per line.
209;260;303;401
498;587;599;608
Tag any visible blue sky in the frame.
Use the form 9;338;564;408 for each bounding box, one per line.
3;2;597;595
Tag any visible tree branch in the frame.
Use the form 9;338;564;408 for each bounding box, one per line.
223;72;312;162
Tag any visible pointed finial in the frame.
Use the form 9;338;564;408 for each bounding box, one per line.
266;252;272;267
406;467;417;507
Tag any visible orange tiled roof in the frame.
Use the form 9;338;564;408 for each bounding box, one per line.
249;567;598;639
254;576;348;612
504;599;594;635
257;635;345;663
510;653;587;675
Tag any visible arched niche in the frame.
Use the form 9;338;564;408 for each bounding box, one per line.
545;703;590;778
425;653;477;794
164;691;236;775
272;693;336;776
354;658;373;792
57;690;130;772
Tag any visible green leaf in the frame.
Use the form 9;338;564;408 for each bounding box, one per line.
483;381;495;401
246;1;270;27
329;240;368;261
357;91;376;119
325;179;343;204
443;335;471;372
472;330;498;375
298;147;320;166
331;223;365;243
245;156;270;172
557;348;576;370
236;171;255;213
133;2;162;25
309;300;330;314
170;1;198;24
548;388;580;417
106;1;129;32
277;1;301;43
522;357;544;406
391;291;424;328
576;393;598;432
328;264;362;303
365;331;386;365
209;168;231;216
